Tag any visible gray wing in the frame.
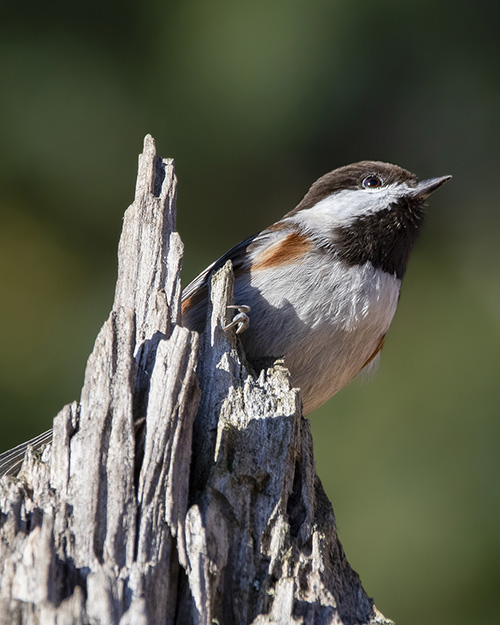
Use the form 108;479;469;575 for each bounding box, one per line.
0;232;265;478
0;429;53;477
181;233;261;332
182;233;259;302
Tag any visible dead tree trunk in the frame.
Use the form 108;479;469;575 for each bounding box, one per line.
0;136;392;625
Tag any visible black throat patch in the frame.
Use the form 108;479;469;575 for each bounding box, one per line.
332;198;425;279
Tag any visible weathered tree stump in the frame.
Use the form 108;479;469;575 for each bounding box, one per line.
0;136;392;625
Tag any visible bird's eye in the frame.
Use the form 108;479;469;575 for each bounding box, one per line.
362;175;383;189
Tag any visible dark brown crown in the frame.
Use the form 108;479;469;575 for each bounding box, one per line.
288;161;418;215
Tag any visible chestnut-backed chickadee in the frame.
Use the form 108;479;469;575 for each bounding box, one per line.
0;161;450;476
182;161;451;414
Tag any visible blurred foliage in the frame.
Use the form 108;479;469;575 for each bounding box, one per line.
1;1;499;623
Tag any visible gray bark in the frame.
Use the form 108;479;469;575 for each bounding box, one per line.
0;135;392;625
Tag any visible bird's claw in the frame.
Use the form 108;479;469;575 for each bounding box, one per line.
224;305;251;334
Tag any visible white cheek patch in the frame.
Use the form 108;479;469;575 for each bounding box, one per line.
287;182;413;232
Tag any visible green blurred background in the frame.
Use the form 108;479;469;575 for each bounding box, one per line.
1;1;499;623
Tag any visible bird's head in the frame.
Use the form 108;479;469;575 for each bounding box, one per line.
285;161;451;278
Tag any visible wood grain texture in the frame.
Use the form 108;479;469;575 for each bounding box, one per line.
0;136;392;625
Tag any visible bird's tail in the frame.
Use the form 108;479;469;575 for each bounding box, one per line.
0;429;53;477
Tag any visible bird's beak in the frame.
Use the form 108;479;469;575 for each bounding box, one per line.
412;175;452;199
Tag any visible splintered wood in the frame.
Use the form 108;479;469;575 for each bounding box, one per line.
0;136;390;625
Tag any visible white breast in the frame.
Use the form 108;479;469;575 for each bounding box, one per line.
233;256;401;413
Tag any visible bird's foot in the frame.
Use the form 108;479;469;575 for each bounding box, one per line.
224;305;251;334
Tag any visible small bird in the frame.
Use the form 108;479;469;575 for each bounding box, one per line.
182;161;451;414
0;161;450;475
